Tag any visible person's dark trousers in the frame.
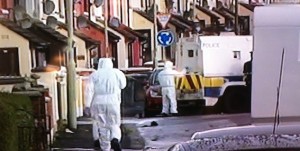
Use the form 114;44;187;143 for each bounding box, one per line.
111;138;122;151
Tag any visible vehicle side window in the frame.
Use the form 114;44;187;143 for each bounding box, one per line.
148;73;154;84
153;69;162;85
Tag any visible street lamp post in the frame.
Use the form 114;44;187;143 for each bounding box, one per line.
66;0;77;129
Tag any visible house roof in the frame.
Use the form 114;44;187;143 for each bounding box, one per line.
213;8;234;20
239;3;255;11
87;20;121;41
219;7;235;17
170;14;193;31
74;32;100;45
0;18;50;47
56;21;100;45
30;20;68;44
133;9;193;31
133;9;153;22
195;6;220;19
96;18;137;42
117;24;148;42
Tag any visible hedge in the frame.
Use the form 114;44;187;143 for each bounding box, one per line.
0;92;34;151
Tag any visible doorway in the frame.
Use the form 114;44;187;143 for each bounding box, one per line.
0;47;20;76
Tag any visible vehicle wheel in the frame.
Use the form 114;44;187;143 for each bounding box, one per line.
139;103;156;118
222;85;249;114
193;99;205;115
213;96;224;114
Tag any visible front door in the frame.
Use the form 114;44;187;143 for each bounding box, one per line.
136;29;152;64
0;48;20;76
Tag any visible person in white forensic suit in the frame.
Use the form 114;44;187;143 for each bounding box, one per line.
157;61;186;117
84;58;127;151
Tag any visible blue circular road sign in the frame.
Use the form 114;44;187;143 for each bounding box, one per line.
157;30;175;47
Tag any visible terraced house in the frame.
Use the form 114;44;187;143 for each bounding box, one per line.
0;0;257;149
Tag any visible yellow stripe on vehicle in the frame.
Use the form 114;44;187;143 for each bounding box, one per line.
201;77;225;87
175;73;203;91
175;74;225;90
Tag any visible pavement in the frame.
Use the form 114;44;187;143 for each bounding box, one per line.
51;116;145;151
51;113;251;151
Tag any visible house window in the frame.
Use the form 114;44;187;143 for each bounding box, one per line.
188;49;194;57
239;16;250;35
74;47;78;67
0;48;20;76
34;48;47;67
83;0;89;13
90;44;101;69
233;51;241;59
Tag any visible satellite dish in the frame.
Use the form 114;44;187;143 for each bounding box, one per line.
109;17;120;28
44;0;55;15
13;6;33;29
13;5;26;21
20;14;32;29
94;0;104;7
46;16;58;29
77;15;88;28
224;20;234;32
74;0;81;4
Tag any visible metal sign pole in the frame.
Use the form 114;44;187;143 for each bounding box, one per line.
235;0;239;35
105;0;109;57
66;0;77;129
153;0;158;68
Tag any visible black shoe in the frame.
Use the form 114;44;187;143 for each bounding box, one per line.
171;113;179;116
111;138;122;151
94;140;100;148
160;113;169;117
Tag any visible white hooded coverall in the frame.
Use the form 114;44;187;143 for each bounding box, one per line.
85;58;126;151
158;61;186;114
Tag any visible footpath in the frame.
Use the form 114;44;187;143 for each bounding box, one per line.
51;116;145;151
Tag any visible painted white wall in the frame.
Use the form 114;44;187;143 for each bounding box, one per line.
121;0;129;25
129;0;142;9
252;5;300;120
57;28;87;68
35;71;59;138
39;0;65;23
0;24;32;76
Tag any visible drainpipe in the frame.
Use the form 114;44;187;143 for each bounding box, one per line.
66;0;77;129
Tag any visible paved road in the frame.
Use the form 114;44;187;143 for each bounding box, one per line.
52;113;251;151
122;113;251;151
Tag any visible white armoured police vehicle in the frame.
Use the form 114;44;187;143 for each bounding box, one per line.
176;35;253;113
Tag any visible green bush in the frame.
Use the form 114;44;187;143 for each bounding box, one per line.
0;92;34;151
